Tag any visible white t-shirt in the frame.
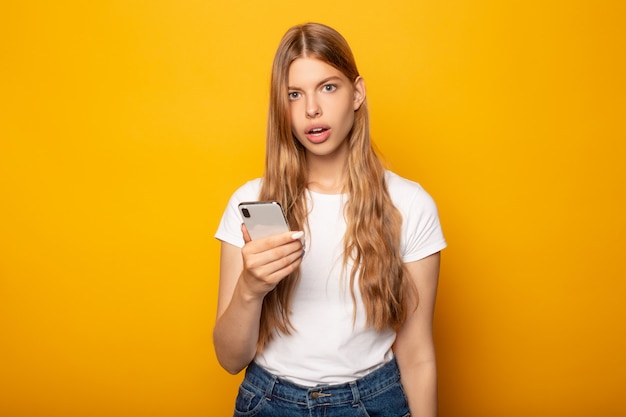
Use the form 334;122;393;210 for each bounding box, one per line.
215;171;447;386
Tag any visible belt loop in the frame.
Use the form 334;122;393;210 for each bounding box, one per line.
264;375;277;401
349;381;360;405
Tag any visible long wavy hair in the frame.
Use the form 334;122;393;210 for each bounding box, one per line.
257;22;414;350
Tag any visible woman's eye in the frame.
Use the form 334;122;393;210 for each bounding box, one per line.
288;92;300;100
323;84;336;92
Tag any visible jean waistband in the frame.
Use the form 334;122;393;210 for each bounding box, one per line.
243;358;401;406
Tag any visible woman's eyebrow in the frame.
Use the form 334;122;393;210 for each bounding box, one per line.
316;76;343;86
288;76;343;90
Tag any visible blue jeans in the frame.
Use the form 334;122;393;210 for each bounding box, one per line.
233;357;411;417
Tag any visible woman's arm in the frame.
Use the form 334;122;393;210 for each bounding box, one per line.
212;226;304;374
393;252;441;417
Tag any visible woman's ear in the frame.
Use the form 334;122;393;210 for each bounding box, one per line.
353;76;366;110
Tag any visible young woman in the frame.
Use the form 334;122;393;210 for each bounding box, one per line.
214;22;446;417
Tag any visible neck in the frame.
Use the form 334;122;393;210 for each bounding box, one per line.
305;144;348;194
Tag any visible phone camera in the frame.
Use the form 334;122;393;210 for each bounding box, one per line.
241;208;251;218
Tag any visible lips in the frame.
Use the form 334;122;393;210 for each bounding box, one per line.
305;125;331;144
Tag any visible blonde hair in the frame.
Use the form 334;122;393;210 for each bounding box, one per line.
257;22;413;350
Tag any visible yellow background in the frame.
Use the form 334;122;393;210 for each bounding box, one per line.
1;1;624;416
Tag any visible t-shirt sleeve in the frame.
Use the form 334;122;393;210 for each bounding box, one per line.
400;186;447;263
214;179;261;248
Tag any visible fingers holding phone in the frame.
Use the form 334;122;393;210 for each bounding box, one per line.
238;202;304;297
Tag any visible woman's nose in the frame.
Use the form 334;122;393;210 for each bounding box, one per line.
305;97;321;118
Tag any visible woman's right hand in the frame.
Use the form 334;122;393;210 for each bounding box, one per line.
213;225;304;374
238;224;304;300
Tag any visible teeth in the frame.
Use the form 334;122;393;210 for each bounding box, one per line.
310;128;323;134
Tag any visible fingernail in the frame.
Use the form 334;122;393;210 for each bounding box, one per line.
291;231;304;240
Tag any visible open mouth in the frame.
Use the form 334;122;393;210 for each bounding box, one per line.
304;125;331;144
307;127;328;135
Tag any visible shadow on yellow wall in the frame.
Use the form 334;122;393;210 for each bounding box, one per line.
1;1;624;416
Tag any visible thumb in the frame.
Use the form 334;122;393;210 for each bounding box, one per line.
241;223;252;243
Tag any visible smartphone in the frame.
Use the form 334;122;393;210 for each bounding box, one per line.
238;201;290;240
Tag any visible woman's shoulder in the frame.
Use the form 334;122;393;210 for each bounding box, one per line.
215;178;263;247
230;177;263;201
385;171;446;259
385;170;437;211
385;170;426;196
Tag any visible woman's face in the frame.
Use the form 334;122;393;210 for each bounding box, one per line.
287;57;365;161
